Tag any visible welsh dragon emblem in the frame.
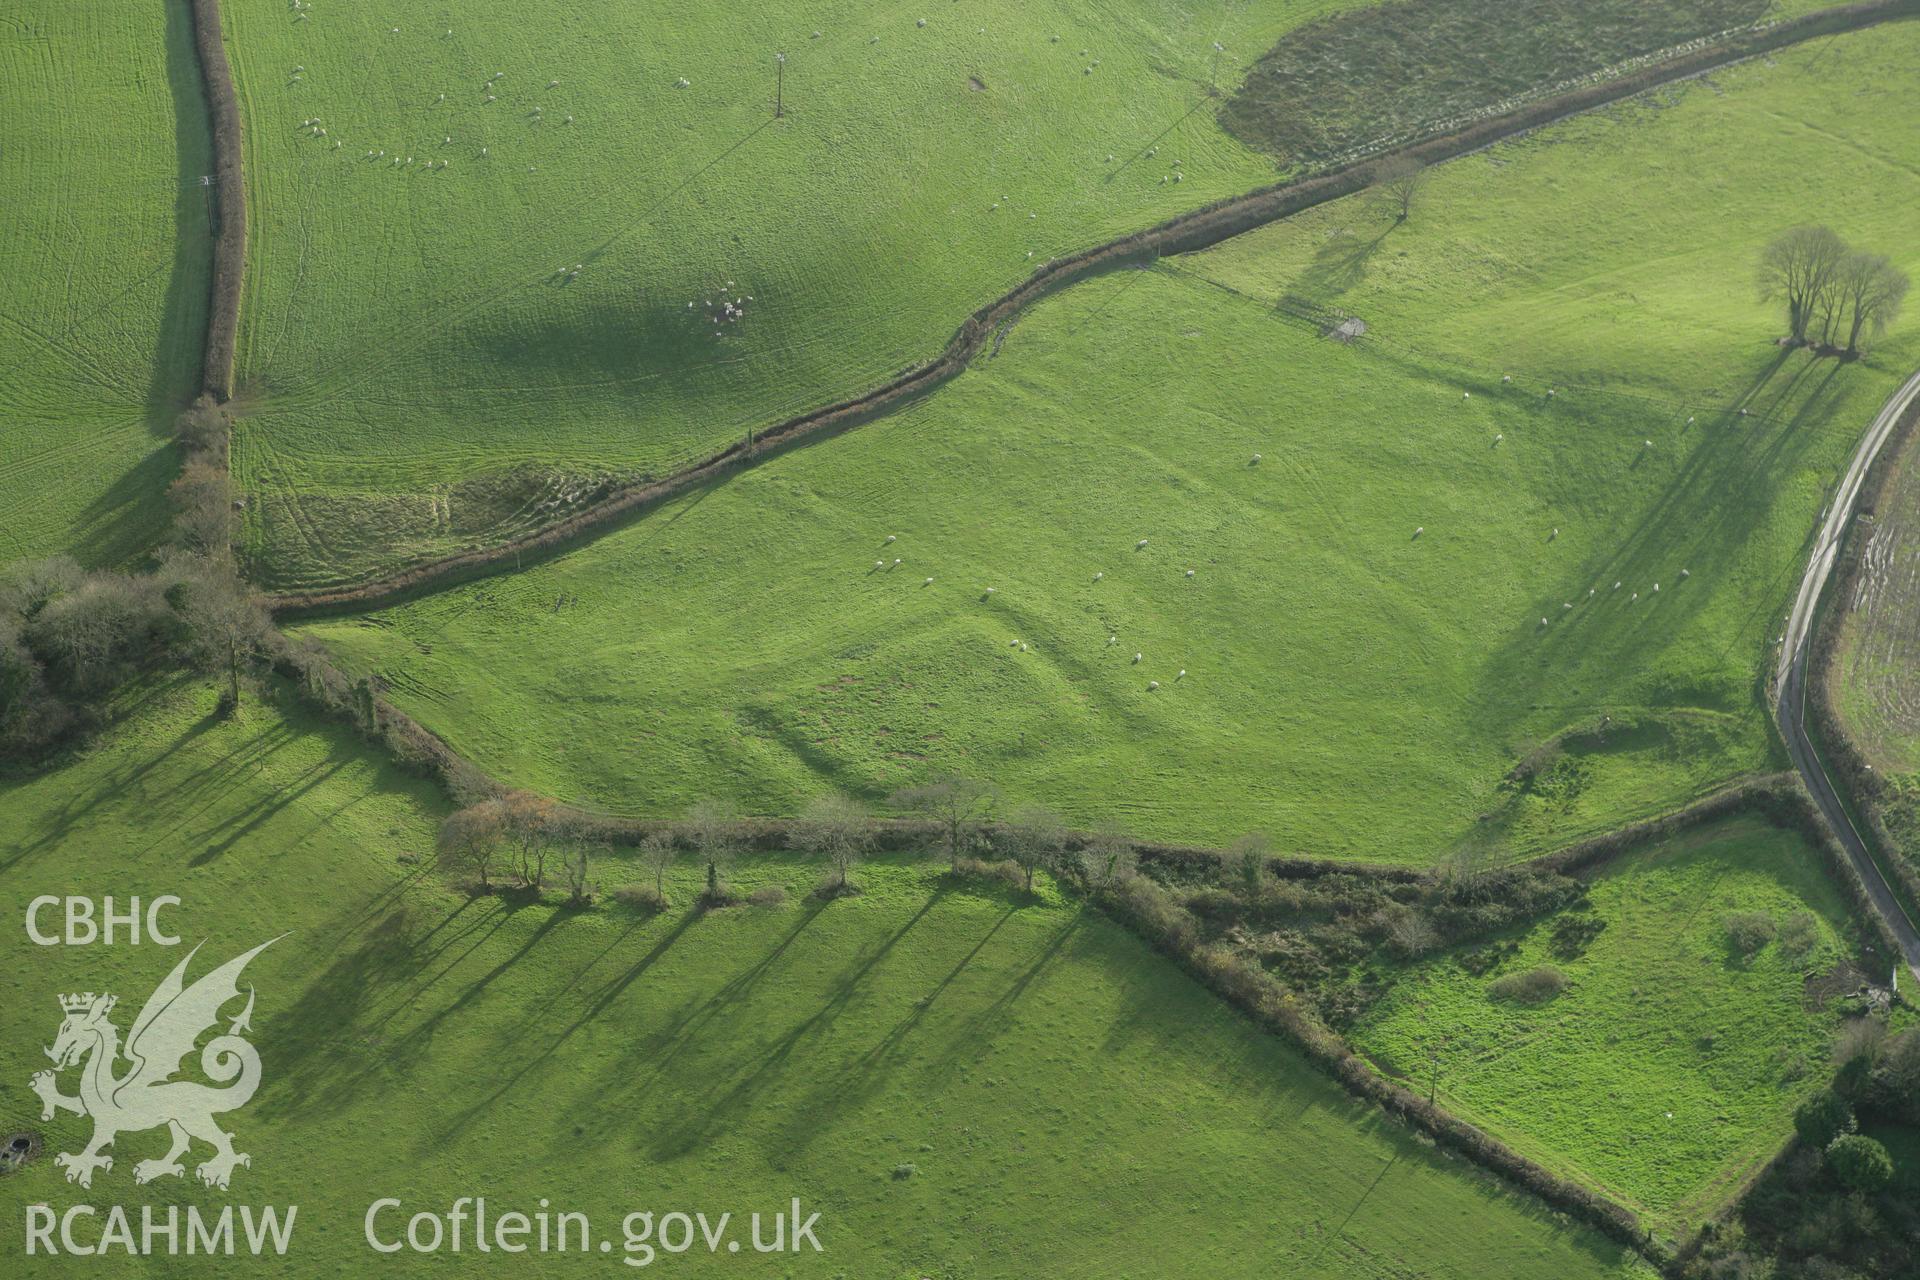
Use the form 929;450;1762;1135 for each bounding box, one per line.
29;938;279;1190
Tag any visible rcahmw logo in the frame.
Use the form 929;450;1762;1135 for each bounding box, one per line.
22;937;299;1259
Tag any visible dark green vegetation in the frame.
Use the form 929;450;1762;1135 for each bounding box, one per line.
0;683;1653;1278
1699;1028;1920;1278
0;3;212;568
1221;0;1766;166
295;23;1920;856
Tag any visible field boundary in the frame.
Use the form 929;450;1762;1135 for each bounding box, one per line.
263;0;1920;616
185;0;245;402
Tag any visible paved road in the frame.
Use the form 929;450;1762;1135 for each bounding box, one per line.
1776;368;1920;987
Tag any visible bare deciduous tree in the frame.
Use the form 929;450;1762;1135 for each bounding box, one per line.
437;798;508;889
684;797;742;903
890;774;998;868
795;792;873;894
1834;251;1909;357
168;461;234;559
562;839;603;906
1372;155;1429;222
640;830;678;904
1005;805;1066;893
167;563;271;713
1758;225;1848;346
503;792;559;890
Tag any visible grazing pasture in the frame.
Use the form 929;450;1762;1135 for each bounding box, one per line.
0;682;1652;1279
0;3;212;568
294;24;1920;858
1354;815;1865;1236
223;0;1363;588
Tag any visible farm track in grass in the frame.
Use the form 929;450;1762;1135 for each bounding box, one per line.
0;2;213;568
291;23;1920;858
0;680;1654;1280
234;0;1918;595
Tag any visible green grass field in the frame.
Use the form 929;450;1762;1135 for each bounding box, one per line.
0;682;1652;1278
1352;816;1861;1236
223;0;1380;589
0;2;211;569
293;23;1920;858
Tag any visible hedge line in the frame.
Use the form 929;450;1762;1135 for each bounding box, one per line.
264;0;1920;617
1804;390;1920;925
187;0;246;402
1083;869;1659;1261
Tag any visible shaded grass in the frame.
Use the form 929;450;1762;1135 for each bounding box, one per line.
0;2;212;568
0;684;1652;1278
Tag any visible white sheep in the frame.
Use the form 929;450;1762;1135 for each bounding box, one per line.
1563;602;1573;610
1551;528;1558;539
1680;568;1690;579
1547;388;1557;398
985;587;996;595
886;534;896;543
924;577;934;586
1251;453;1262;463
1093;571;1103;581
1541;617;1549;626
874;560;884;570
1613;581;1622;590
549;79;560;88
1184;569;1195;578
1494;434;1503;444
1132;653;1142;664
1136;538;1148;549
1413;527;1424;537
1631;592;1639;601
1107;635;1117;645
1502;374;1512;384
1177;669;1186;679
1020;643;1028;652
1147;681;1160;691
1644;440;1653;449
1653;583;1660;592
893;558;902;566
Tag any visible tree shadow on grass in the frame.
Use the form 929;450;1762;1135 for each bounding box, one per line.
635;889;949;1160
763;901;1020;1163
1457;349;1855;804
1284;221;1396;311
425;908;700;1150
